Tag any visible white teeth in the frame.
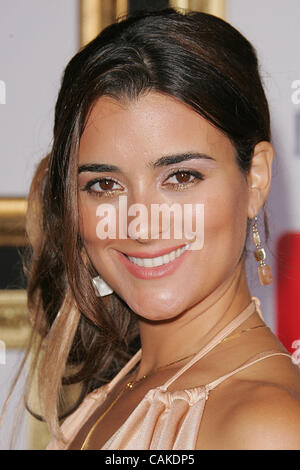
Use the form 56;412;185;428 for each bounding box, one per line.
152;257;162;267
135;258;143;267
163;254;170;264
143;258;153;267
127;243;190;268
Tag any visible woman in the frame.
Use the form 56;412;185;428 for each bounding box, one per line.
24;8;300;449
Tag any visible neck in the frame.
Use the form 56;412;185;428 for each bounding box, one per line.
136;260;252;378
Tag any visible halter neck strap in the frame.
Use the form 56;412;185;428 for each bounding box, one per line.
106;348;142;393
159;296;260;391
106;297;261;394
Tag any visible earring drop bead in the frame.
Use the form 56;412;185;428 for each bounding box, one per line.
254;247;266;262
252;216;273;286
258;264;273;285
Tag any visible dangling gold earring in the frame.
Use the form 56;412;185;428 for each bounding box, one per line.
252;216;273;285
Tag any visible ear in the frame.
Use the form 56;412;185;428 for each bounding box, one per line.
247;141;274;219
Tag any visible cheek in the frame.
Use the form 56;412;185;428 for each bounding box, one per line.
79;200;124;262
203;180;248;262
79;204;97;244
79;201;109;255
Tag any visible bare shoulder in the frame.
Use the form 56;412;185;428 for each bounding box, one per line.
196;351;300;450
217;382;300;449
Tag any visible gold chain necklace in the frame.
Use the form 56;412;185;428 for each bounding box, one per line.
80;323;267;450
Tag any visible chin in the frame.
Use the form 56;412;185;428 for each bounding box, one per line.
121;290;188;322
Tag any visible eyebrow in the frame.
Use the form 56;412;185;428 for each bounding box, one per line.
77;152;215;174
149;152;215;168
78;163;120;174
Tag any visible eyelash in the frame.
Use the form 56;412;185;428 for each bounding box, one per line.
81;177;124;198
164;169;204;191
81;169;204;198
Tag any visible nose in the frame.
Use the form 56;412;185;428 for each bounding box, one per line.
121;189;170;243
127;202;164;243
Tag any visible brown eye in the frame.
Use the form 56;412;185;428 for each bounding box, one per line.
91;178;122;193
83;177;124;197
98;179;115;190
163;169;204;190
175;171;192;183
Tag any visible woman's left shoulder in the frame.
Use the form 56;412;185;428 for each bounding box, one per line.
219;380;300;449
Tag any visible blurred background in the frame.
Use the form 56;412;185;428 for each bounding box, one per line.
0;0;299;449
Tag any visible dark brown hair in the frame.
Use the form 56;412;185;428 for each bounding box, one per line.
20;7;271;440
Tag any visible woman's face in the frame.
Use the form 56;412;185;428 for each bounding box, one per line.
78;92;249;320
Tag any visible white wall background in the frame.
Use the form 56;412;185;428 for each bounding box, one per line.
0;0;79;195
0;0;299;449
0;0;79;449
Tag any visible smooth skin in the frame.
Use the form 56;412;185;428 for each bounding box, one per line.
75;92;300;450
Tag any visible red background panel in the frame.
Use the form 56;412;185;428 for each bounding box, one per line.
276;232;300;354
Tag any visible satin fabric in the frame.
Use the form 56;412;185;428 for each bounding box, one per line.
46;297;291;450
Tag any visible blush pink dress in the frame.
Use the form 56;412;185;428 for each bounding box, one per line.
46;297;291;450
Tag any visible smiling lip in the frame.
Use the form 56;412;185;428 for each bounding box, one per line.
121;243;187;259
115;243;190;280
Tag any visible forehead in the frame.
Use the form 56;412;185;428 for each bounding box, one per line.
79;92;235;163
